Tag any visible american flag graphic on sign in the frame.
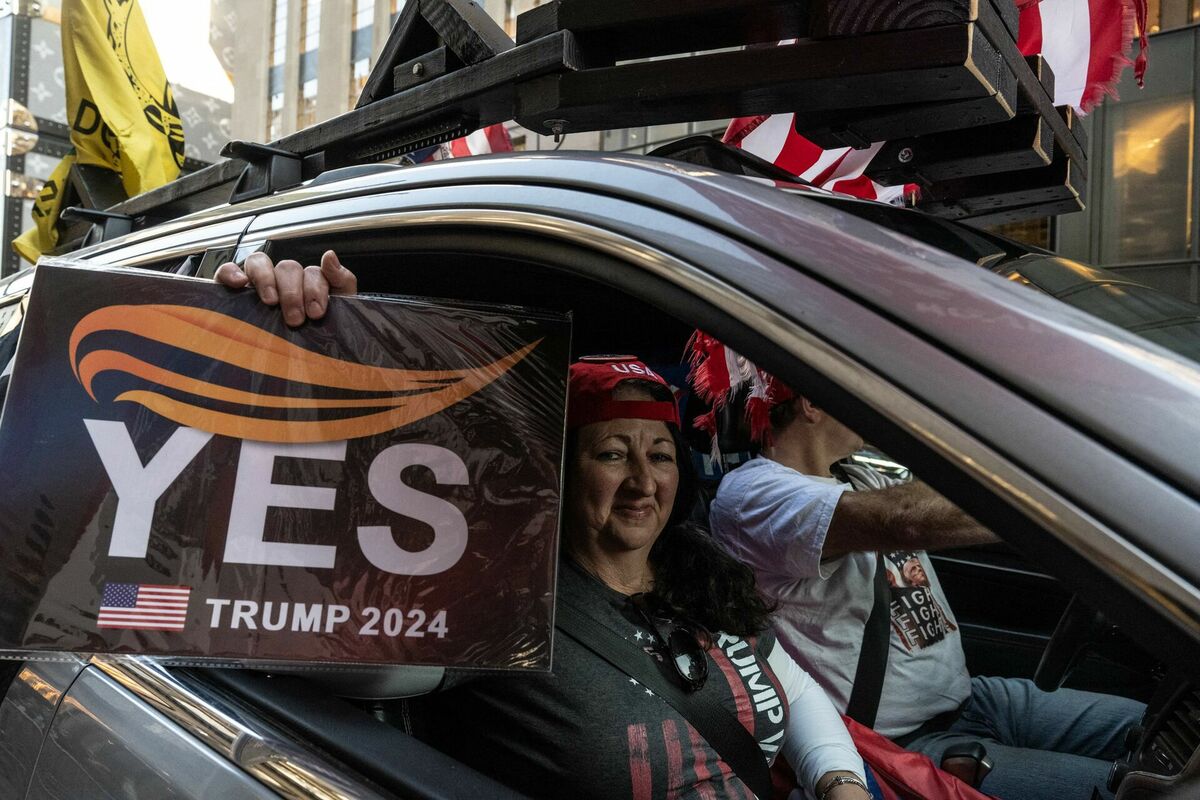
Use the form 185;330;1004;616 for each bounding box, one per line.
98;583;190;631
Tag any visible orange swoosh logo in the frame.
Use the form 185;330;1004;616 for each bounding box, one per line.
69;304;539;442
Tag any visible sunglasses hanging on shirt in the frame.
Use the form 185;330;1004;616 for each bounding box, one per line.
627;593;710;693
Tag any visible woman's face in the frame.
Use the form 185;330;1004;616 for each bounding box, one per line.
566;390;680;558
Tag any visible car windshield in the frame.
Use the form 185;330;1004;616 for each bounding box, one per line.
805;194;1200;365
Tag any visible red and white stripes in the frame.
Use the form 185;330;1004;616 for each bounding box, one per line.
723;1;1147;202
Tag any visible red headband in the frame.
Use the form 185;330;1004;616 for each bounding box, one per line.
567;356;681;429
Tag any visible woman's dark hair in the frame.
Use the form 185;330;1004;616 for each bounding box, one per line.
566;379;774;636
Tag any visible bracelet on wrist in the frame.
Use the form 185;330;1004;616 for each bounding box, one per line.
818;774;869;800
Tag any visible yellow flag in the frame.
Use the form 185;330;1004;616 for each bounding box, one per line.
14;0;184;262
12;155;76;264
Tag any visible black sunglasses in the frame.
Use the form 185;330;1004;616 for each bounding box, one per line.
628;593;710;693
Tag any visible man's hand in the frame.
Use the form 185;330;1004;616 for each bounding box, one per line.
214;249;358;327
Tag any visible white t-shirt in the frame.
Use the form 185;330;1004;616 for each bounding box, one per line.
709;457;971;738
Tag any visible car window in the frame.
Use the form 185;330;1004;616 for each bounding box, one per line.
996;254;1200;360
806;194;1200;364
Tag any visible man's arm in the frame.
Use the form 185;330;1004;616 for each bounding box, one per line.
821;481;997;558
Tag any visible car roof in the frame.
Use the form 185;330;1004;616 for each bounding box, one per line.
68;152;1200;494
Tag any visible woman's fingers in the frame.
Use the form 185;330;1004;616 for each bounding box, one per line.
272;259;306;327
303;265;330;319
214;250;357;326
320;250;358;296
242;252;280;305
213;261;249;288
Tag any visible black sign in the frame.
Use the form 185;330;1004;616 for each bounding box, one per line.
0;263;569;670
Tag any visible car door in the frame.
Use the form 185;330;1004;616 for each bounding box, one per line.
233;154;1200;685
21;152;1197;796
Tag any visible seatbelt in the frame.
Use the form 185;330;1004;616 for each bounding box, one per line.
555;600;774;800
843;552;891;728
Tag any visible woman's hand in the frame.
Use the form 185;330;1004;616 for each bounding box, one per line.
214;249;358;327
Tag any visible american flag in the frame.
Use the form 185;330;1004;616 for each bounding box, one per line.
98;583;190;631
405;123;514;164
727;1;1147;203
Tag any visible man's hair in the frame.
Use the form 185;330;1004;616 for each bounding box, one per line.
768;396;799;431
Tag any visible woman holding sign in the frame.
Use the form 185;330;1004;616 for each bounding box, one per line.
216;255;869;800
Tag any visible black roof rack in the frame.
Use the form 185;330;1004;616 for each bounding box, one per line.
55;0;1085;251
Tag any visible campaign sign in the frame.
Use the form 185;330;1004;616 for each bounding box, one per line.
0;262;569;670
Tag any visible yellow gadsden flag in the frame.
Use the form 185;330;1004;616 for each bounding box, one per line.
14;0;184;263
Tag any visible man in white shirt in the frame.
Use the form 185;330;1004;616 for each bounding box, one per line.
709;393;1145;800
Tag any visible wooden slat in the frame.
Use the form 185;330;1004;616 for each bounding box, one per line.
920;153;1084;219
106;158;245;219
974;0;1086;163
422;0;513;65
356;0;432;107
963;195;1084;226
516;2;559;44
1058;105;1089;154
868;113;1052;185
393;47;450;93
797;65;1015;149
517;23;1007;135
810;0;1018;40
1018;55;1055;114
319;31;579;165
516;0;811;64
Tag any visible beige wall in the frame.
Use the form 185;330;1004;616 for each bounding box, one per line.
228;0;273;142
317;0;354;122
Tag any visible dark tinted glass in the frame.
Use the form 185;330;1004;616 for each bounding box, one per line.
807;195;1200;365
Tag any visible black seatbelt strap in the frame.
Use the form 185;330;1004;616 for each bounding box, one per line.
844;552;891;728
555;600;774;800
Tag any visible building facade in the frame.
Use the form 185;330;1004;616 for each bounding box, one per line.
1054;18;1200;303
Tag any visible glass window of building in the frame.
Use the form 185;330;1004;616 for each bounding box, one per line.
1098;32;1194;264
298;0;322;127
299;78;319;129
301;0;322;53
1103;98;1194;262
1145;0;1200;33
354;0;375;29
392;0;406;25
350;0;374;107
269;0;289;140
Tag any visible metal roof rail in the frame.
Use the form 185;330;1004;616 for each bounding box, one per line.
221;141;317;204
59;207;133;246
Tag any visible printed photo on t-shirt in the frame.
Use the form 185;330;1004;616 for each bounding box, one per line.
883;550;957;652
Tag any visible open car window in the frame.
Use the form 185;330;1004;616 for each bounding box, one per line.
202;216;1195;797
